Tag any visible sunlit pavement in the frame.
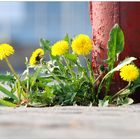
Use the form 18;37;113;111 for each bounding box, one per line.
0;105;140;138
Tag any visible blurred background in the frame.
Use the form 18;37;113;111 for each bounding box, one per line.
0;2;92;72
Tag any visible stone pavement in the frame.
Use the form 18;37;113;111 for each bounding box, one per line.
0;105;140;139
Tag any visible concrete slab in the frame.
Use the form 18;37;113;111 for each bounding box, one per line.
0;105;140;138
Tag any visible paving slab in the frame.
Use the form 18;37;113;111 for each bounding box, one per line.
0;105;140;138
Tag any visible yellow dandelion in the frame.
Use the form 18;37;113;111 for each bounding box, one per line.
29;48;44;65
51;40;69;56
71;34;93;56
0;44;14;60
120;64;139;82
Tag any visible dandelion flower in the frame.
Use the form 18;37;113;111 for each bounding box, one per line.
72;34;93;56
0;44;19;81
120;64;139;82
51;40;69;56
29;48;44;65
0;44;14;60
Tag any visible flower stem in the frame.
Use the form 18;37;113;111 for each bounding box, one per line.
63;56;75;78
93;74;103;85
97;71;111;98
5;57;20;81
112;82;131;100
77;57;89;81
84;56;95;84
5;57;21;101
43;64;63;85
26;65;30;93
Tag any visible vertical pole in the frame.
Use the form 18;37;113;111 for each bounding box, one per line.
89;2;119;74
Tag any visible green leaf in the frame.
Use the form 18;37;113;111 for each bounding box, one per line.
70;92;77;103
64;54;78;63
37;76;53;83
116;97;133;106
62;92;77;105
119;89;131;95
28;102;48;107
40;38;51;53
122;75;140;95
45;86;53;93
0;74;14;82
103;95;112;101
102;57;137;81
105;24;124;94
55;58;66;72
108;57;137;75
30;68;42;88
0;99;16;107
0;85;18;101
107;24;125;70
100;65;105;72
64;33;69;43
125;98;134;105
133;76;140;85
98;100;109;107
131;76;140;92
97;57;136;95
28;86;55;107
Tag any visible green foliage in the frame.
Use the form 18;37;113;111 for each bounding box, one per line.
30;68;42;88
113;97;134;106
98;100;109;107
131;76;140;92
0;23;140;107
0;74;15;83
29;90;54;107
107;24;124;70
97;57;137;96
106;24;124;94
64;54;78;63
40;38;51;53
64;33;70;43
108;57;137;74
0;99;16;107
0;84;18;101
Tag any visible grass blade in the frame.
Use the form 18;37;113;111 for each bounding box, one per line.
0;99;16;107
0;84;18;101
